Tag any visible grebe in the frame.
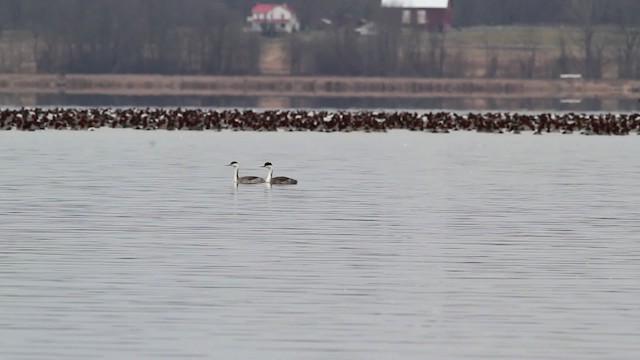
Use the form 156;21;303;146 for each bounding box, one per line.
260;162;298;185
227;161;265;184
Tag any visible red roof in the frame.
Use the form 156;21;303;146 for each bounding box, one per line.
251;3;295;14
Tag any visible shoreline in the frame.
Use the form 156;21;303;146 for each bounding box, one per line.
1;74;639;100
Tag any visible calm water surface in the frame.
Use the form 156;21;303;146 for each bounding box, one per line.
1;129;639;359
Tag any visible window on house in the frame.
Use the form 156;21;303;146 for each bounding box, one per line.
417;10;427;25
402;10;411;24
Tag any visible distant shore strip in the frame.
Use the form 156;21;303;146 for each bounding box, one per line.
1;108;638;135
1;74;640;99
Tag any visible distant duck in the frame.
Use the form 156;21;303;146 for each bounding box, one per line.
260;162;298;185
227;161;265;184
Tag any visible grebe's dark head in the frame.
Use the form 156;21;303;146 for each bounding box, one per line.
227;161;239;167
261;162;273;168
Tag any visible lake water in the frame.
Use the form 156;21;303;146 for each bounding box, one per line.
3;92;640;112
1;129;639;360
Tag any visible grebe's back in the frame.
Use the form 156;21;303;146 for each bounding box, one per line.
227;161;265;184
261;162;298;185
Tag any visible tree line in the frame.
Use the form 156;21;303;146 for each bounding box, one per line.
2;0;640;79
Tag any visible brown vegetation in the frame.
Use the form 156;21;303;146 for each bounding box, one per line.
1;73;638;100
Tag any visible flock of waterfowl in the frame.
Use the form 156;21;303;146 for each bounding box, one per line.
1;107;639;135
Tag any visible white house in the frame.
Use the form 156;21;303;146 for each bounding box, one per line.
247;3;300;34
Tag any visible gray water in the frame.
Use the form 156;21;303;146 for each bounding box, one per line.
4;92;640;112
1;129;639;360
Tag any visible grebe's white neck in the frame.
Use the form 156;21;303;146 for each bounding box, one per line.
265;167;273;183
233;166;239;183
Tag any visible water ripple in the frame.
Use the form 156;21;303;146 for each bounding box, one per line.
1;131;639;360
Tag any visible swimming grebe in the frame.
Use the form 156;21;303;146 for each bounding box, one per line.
227;161;265;184
260;162;298;185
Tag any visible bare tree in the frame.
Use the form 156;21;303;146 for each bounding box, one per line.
614;0;640;79
427;31;447;77
567;0;607;79
374;26;401;75
368;8;401;76
312;27;363;76
483;32;498;78
555;35;571;77
402;28;425;76
444;49;466;78
616;28;640;79
517;28;539;79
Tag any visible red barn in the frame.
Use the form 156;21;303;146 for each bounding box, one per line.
381;0;453;32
